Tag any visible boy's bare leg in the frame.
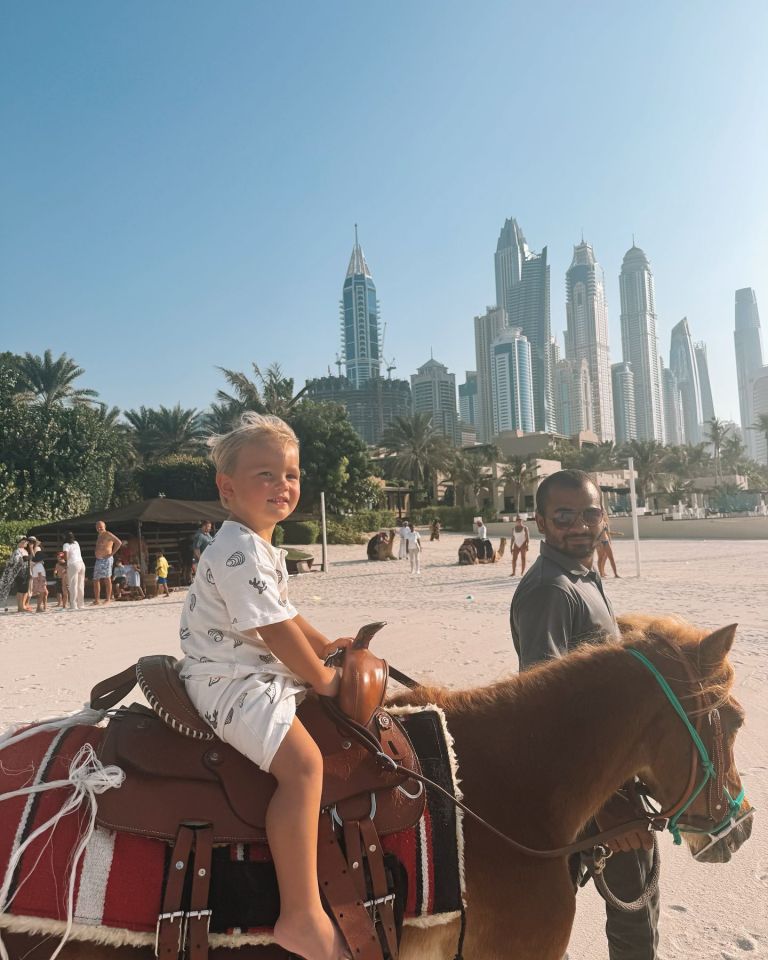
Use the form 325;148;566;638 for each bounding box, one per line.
269;719;348;960
93;579;101;604
104;577;113;602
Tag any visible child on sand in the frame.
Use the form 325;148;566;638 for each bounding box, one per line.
30;551;48;612
54;552;68;608
178;412;351;960
155;550;170;597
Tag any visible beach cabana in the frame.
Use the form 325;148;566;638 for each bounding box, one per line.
29;498;228;586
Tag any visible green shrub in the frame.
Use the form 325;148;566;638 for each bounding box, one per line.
408;505;494;531
138;455;217;501
280;520;319;544
271;525;285;547
325;519;367;545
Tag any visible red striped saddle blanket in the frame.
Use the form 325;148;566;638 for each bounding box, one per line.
0;707;463;950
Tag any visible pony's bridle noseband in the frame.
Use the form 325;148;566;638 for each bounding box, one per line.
627;647;754;860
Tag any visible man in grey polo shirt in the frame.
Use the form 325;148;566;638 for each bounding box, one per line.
511;469;659;960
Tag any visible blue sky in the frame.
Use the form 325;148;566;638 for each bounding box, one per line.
2;1;766;424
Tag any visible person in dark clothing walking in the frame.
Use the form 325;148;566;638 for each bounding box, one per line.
511;469;660;960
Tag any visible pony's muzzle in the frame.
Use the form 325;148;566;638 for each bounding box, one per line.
691;807;755;863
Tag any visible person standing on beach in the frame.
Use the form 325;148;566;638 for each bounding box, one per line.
62;531;86;610
92;521;123;605
191;520;214;578
596;520;621;578
396;519;409;560
510;514;530;577
405;521;421;575
510;469;659;960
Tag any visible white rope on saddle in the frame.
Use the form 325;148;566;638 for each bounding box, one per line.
0;712;124;960
0;705;107;751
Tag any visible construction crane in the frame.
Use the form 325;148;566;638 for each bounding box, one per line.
385;357;397;379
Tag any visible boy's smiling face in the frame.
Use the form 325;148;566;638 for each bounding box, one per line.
217;440;300;539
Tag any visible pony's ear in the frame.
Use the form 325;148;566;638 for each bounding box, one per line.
700;624;737;666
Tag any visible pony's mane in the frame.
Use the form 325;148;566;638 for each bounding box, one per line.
389;614;736;718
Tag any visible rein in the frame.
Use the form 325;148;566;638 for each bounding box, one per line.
363;639;750;862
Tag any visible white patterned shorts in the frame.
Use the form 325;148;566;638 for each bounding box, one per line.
184;672;306;772
93;556;114;580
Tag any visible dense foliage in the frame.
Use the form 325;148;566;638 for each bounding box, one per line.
138;455;217;500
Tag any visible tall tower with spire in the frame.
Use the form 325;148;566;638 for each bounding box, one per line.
494;218;528;316
564;240;615;441
619;243;664;442
341;226;381;388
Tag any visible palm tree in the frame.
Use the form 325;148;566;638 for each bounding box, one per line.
721;435;747;475
150;405;206;457
448;452;491;509
619;439;667;506
705;417;731;483
124;405;205;459
201;401;243;435
500;456;531;513
576;441;619;472
15;350;99;408
750;413;768;466
215;362;307;419
380;413;452;504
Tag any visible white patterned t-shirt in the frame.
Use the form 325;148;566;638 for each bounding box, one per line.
178;520;299;681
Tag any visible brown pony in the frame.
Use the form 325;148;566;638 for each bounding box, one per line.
1;615;752;960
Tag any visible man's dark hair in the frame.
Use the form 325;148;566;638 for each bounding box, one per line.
536;469;601;515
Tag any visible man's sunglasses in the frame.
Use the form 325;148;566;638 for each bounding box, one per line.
550;507;604;530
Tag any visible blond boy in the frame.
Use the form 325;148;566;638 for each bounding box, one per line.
178;413;350;960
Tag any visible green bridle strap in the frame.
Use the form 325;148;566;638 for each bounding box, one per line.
628;648;727;845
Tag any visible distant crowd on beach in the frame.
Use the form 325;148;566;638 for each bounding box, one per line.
0;519;217;613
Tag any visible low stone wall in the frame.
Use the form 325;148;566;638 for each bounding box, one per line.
486;514;768;541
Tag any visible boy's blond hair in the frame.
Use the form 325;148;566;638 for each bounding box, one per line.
207;412;299;478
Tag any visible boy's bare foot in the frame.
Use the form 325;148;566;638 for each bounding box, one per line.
273;912;350;960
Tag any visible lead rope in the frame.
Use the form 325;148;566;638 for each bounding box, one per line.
587;835;661;913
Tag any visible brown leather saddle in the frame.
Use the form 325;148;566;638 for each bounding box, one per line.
90;622;424;960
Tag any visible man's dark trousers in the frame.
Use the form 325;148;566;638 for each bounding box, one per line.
599;846;659;960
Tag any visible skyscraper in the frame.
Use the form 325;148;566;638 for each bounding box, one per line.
341;226;380;388
554;359;593;437
474;306;507;442
619;244;664;442
490;328;535;434
694;342;715;425
662;365;684;446
458;372;478;427
494;218;528;317
508;245;555;432
611;362;637;446
734;288;764;458
410;358;459;445
669;317;703;444
751;370;768;464
564;240;615;441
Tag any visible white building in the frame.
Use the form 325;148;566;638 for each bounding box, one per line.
410;358;459;445
734;288;764;459
611;362;637;446
619;244;664;442
474;306;507;442
491;327;535;435
565;241;615;441
554;358;593;436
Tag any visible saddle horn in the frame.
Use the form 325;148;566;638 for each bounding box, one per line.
338;622;389;726
352;621;387;650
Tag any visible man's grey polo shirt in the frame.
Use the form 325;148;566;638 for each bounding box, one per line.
511;541;619;670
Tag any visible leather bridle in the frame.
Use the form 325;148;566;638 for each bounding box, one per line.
376;640;753;862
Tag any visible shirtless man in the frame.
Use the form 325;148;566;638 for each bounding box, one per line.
92;521;123;604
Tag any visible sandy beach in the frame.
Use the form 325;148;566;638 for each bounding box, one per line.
1;534;766;959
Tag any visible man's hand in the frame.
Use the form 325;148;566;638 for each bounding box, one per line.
321;637;355;661
595;791;653;853
313;666;341;698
